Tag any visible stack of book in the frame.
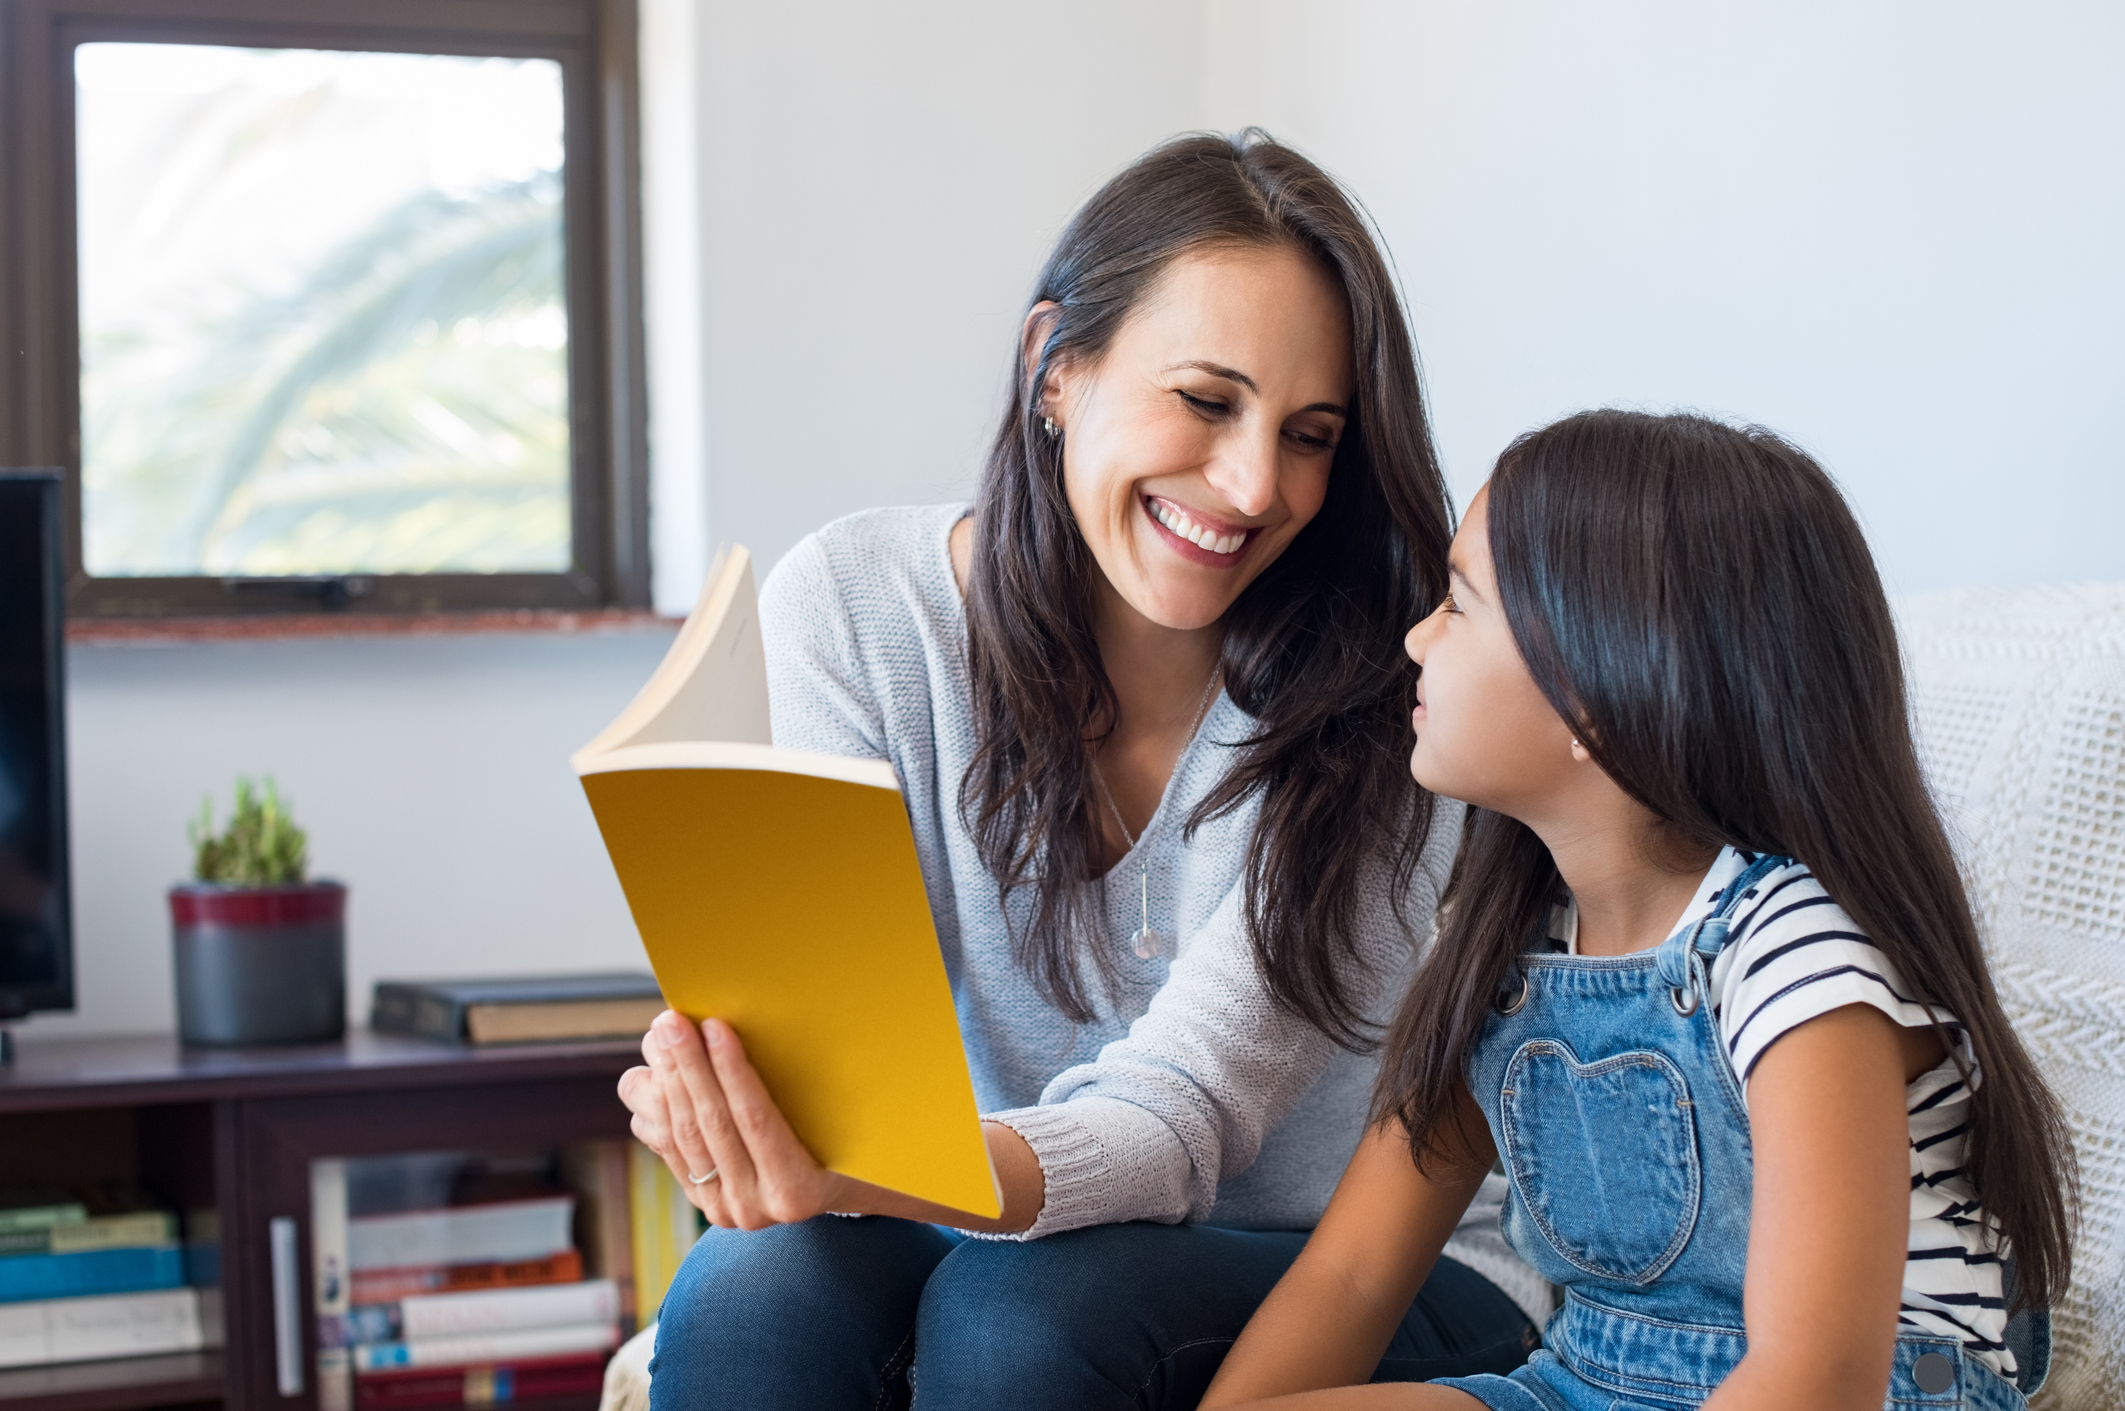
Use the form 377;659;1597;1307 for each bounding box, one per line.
315;1158;631;1410
0;1199;217;1369
345;1280;621;1409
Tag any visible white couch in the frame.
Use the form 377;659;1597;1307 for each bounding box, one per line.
1903;582;2125;1407
602;582;2125;1410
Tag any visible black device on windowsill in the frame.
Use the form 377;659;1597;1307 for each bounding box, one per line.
0;469;73;1059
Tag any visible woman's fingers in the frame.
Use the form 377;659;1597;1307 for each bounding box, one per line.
650;1066;732;1224
649;1011;761;1224
616;1065;670;1153
621;1061;728;1220
701;1019;840;1223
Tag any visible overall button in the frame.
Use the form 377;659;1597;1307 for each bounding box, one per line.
1912;1351;1955;1394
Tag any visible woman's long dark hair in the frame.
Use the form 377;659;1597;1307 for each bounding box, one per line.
1375;409;2075;1310
960;131;1451;1044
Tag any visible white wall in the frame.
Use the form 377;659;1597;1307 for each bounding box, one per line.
1202;0;2125;595
662;0;1208;601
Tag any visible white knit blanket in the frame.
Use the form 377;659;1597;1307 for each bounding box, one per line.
1902;582;2125;1408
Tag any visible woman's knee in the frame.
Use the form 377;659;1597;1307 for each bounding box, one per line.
650;1217;951;1383
913;1224;1295;1407
914;1236;1121;1400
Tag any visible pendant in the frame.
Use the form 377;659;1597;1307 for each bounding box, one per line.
1131;926;1164;960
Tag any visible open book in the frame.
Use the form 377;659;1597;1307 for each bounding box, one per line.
571;547;999;1217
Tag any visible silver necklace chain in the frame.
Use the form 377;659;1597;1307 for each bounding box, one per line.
1091;665;1222;960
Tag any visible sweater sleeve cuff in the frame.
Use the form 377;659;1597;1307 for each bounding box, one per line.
979;1096;1191;1240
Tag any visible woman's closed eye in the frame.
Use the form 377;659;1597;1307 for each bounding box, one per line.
1175;386;1338;451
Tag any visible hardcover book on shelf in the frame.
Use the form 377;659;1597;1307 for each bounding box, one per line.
344;1279;621;1345
0;1245;185;1304
316;1159;354;1411
371;974;664;1046
353;1351;610;1409
0;1286;211;1369
0;1204;88;1236
351;1251;583;1308
626;1144;701;1326
349;1197;575;1273
560;1142;636;1333
574;544;999;1217
0;1211;174;1257
350;1321;619;1372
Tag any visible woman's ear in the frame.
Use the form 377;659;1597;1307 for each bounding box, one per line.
1569;737;1593;764
1021;300;1064;428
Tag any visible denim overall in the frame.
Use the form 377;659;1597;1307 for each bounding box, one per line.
1435;853;2048;1411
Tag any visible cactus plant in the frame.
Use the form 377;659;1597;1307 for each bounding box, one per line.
189;776;308;886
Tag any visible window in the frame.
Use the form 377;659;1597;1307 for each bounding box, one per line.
0;0;647;617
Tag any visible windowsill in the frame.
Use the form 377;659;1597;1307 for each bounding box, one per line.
66;607;680;646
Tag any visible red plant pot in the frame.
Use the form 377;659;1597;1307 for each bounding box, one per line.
169;881;346;1046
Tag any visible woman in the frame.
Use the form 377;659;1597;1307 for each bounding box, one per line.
620;130;1543;1409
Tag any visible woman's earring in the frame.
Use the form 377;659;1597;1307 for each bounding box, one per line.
1042;416;1060;439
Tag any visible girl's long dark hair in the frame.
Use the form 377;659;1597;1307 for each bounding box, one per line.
961;131;1450;1044
1376;410;2075;1311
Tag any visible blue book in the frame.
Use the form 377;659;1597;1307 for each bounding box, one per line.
0;1246;186;1303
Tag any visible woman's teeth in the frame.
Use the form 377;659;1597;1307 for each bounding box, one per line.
1151;501;1248;555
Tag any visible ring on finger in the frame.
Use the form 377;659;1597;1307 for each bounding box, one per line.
688;1167;720;1185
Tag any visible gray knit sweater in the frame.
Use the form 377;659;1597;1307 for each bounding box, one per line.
760;503;1543;1322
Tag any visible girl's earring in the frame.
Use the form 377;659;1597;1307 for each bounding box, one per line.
1042;416;1060;439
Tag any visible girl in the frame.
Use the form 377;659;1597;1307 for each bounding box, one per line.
1200;410;2075;1410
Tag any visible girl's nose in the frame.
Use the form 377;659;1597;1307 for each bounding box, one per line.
1405;613;1435;665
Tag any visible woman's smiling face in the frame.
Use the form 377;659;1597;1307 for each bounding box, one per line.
1044;244;1353;633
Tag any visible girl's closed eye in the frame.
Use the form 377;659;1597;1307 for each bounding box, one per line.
1176;388;1230;417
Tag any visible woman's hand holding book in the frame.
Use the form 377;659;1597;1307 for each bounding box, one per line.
619;1010;1047;1235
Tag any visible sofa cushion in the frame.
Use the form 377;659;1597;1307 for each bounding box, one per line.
1903;582;2125;1409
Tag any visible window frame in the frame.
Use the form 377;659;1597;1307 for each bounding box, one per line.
0;0;650;618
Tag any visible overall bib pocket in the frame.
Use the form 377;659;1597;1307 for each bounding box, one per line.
1499;1040;1703;1284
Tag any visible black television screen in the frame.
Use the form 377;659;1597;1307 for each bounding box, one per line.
0;471;71;1019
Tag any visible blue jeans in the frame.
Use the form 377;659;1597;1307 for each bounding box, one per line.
649;1216;1538;1410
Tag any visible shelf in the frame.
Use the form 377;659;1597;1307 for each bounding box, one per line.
0;1036;636;1410
66;610;675;647
0;1348;221;1411
0;1033;643;1115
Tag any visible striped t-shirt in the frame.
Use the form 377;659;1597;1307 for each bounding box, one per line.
1547;847;2010;1376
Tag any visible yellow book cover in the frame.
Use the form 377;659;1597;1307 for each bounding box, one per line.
574;546;1000;1219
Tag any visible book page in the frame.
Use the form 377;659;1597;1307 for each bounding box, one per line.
572;546;772;766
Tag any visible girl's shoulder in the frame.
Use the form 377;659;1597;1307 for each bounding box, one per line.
1697;852;1957;1095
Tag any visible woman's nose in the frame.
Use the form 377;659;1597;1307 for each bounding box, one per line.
1204;428;1281;519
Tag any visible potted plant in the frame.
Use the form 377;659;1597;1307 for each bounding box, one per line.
170;777;346;1046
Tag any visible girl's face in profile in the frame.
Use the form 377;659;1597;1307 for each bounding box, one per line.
1045;244;1353;634
1403;487;1580;816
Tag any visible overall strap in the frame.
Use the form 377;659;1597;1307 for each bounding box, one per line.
1654;852;1792;998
